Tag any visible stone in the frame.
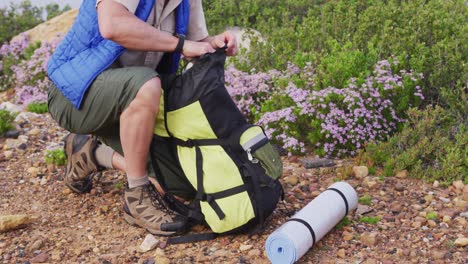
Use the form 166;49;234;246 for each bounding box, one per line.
439;197;450;203
454;237;468;247
452;180;464;190
3;139;21;150
356;204;373;215
27;128;41;136
362;177;377;188
395;170;408;179
412;221;422;228
0;215;32;233
389;203;403;214
30;252;48;263
301;158;335;169
442;215;451;223
3;151;13;160
395;183;405;192
154;248;165;257
286;176;298;186
247;249;261;257
427;220;437;228
27;167;40;178
353;166;369;179
0;102;22;113
460;212;468;218
239;244;253;251
424;195;433;203
3;130;20;139
139;234;159;253
342;231;353;241
431;250;446;260
360;232;378;247
29;239;44;252
433;181;440;188
337;249;346;258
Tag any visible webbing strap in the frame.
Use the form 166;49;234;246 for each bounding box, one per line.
167;232;218;244
173;138;228;148
243;164;264;225
194;146;226;220
326;187;349;216
287;218;316;246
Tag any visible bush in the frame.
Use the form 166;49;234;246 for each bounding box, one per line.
0;108;16;134
359;105;467;184
45;148;66;166
206;0;466;103
226;58;423;156
26;102;48;114
0;34;60;104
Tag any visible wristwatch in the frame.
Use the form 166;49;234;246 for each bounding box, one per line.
174;34;185;53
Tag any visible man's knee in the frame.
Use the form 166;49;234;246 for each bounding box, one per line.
126;77;162;114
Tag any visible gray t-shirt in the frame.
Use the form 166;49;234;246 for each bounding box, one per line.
96;0;209;69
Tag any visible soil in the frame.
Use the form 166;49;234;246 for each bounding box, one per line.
0;112;467;264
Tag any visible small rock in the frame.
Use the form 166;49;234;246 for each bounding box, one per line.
439;197;450;203
395;170;408;179
3;130;20;139
360;232;378;247
412;221;422;228
442;215;451;223
17;143;27;150
154;248;165;257
142;258;155;264
139;234;159;253
427;220;437;227
395;183;405;192
453;180;464;191
454;237;468;247
301;158;335;169
431;249;446;260
29;240;43;252
0;102;22;113
389;203;403;214
353;166;369;179
0;215;32;233
460;212;468;218
356;204;373;215
424;195;433;203
30;252;48;263
433;181;440;188
158;241;167;249
337;248;346;258
362;177;377;188
40;178;48;186
239;244;253;251
342;231;353;241
3;151;13;160
27;167;40;178
286;176;298;186
247;249;261;257
27;128;41;136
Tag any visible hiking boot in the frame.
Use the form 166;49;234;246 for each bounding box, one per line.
63;133;102;193
123;183;186;235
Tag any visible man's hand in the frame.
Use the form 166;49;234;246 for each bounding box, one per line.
182;40;216;59
204;31;238;56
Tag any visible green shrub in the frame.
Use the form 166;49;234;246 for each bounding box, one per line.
0;108;15;134
205;0;466;103
358;195;372;206
426;211;438;220
26;102;48;114
359;216;380;224
45;148;67;166
335;216;351;230
360;105;467;184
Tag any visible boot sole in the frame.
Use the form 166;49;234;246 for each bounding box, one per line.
123;212;176;236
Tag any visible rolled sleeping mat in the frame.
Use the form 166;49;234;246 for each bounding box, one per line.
265;181;358;264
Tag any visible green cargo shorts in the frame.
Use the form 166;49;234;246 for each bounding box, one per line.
48;66;159;177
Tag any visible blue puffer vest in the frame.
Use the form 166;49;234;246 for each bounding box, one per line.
47;0;189;109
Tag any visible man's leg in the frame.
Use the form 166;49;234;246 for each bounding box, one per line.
48;67;183;235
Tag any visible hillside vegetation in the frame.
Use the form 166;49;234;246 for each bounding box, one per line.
1;0;466;184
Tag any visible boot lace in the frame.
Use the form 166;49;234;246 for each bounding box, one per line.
139;183;174;216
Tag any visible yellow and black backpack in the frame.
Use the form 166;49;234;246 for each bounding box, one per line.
150;49;283;243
